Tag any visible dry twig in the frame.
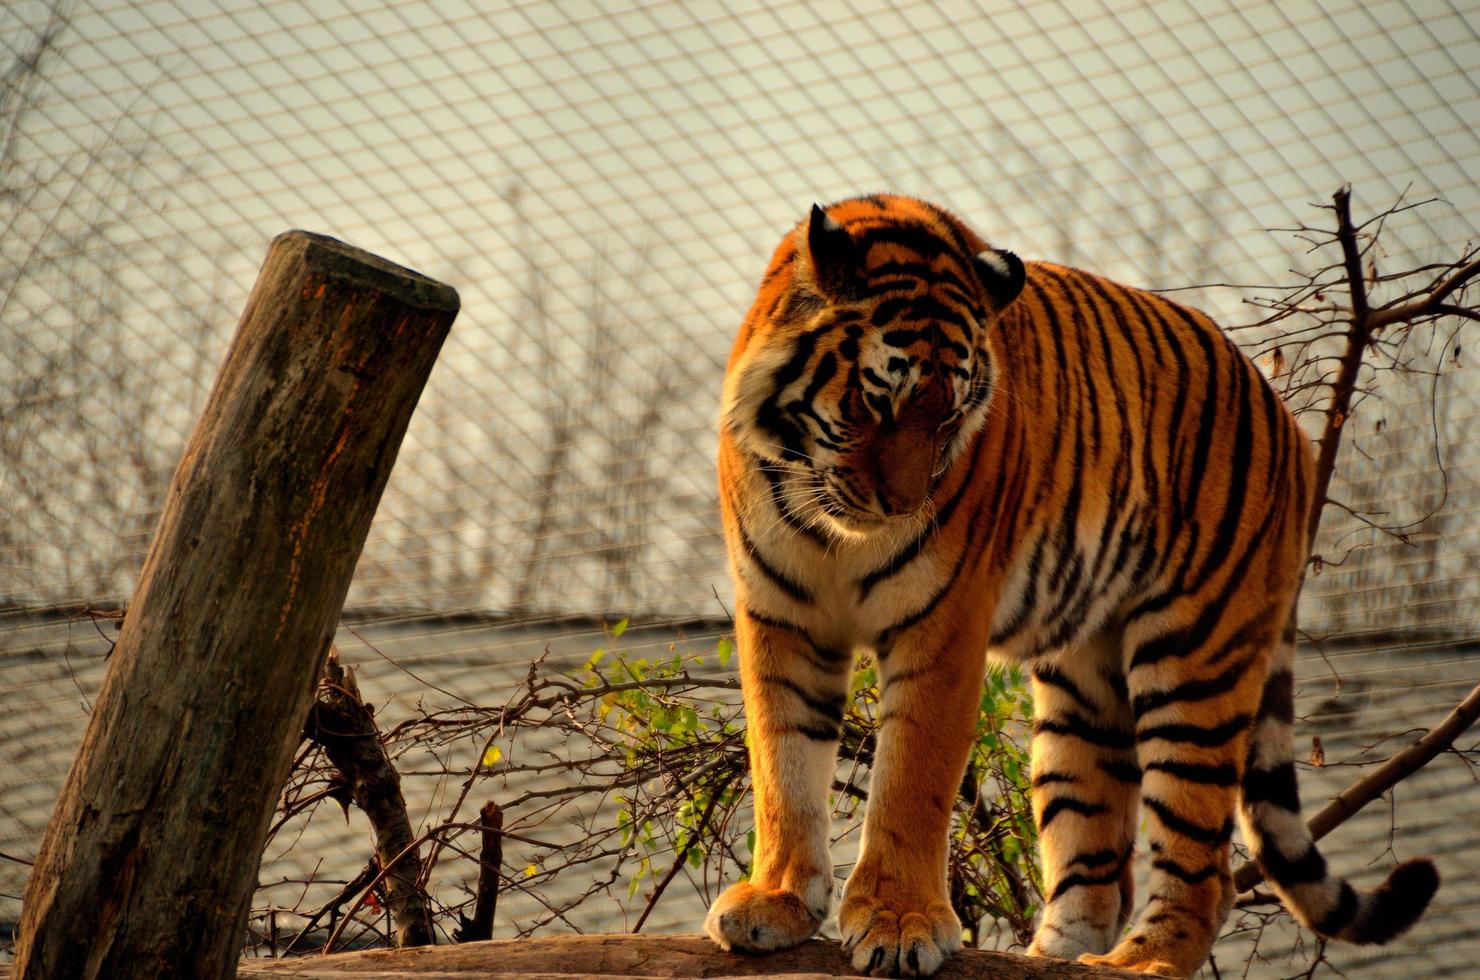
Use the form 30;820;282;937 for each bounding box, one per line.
304;648;435;948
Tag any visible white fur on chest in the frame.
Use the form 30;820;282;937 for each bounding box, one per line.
731;458;1137;660
731;463;953;651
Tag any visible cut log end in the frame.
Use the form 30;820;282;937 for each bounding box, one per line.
273;230;461;313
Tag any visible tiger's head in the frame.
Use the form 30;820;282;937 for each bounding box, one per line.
723;195;1024;538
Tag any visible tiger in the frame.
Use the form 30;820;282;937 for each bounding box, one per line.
703;194;1439;977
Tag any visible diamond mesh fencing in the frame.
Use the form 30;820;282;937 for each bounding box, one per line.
2;0;1478;974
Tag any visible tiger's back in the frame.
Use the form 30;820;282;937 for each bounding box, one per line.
981;258;1312;661
705;195;1437;978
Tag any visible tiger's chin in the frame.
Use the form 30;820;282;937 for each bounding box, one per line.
820;512;884;540
818;503;921;540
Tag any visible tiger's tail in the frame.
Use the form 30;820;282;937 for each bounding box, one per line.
1237;616;1439;944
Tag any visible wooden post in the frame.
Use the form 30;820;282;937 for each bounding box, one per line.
14;232;458;979
453;801;503;943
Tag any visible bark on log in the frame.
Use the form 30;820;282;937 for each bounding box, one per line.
307;648;436;947
232;934;1143;979
13;231;458;980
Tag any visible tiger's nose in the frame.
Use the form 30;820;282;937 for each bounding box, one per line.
875;481;926;517
871;422;936;516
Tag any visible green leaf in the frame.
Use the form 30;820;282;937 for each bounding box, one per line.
717;636;734;666
611;618;629;639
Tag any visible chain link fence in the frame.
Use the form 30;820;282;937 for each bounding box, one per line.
3;0;1478;974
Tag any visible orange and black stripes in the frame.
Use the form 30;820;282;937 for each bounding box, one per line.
708;195;1436;979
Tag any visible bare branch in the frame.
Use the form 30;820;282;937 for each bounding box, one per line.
1368;256;1480;331
304;648;435;948
1302;188;1381;540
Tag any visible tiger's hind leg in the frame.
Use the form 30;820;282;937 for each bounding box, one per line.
1025;631;1140;961
1078;608;1275;978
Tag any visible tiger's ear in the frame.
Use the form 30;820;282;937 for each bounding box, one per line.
805;203;863;300
972;247;1025;310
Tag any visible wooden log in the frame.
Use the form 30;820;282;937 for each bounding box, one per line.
232;934;1143;979
13;232;458;980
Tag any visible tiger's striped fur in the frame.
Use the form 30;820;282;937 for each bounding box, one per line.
703;195;1438;977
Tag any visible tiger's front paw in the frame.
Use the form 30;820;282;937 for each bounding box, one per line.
704;880;827;954
839;892;961;977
